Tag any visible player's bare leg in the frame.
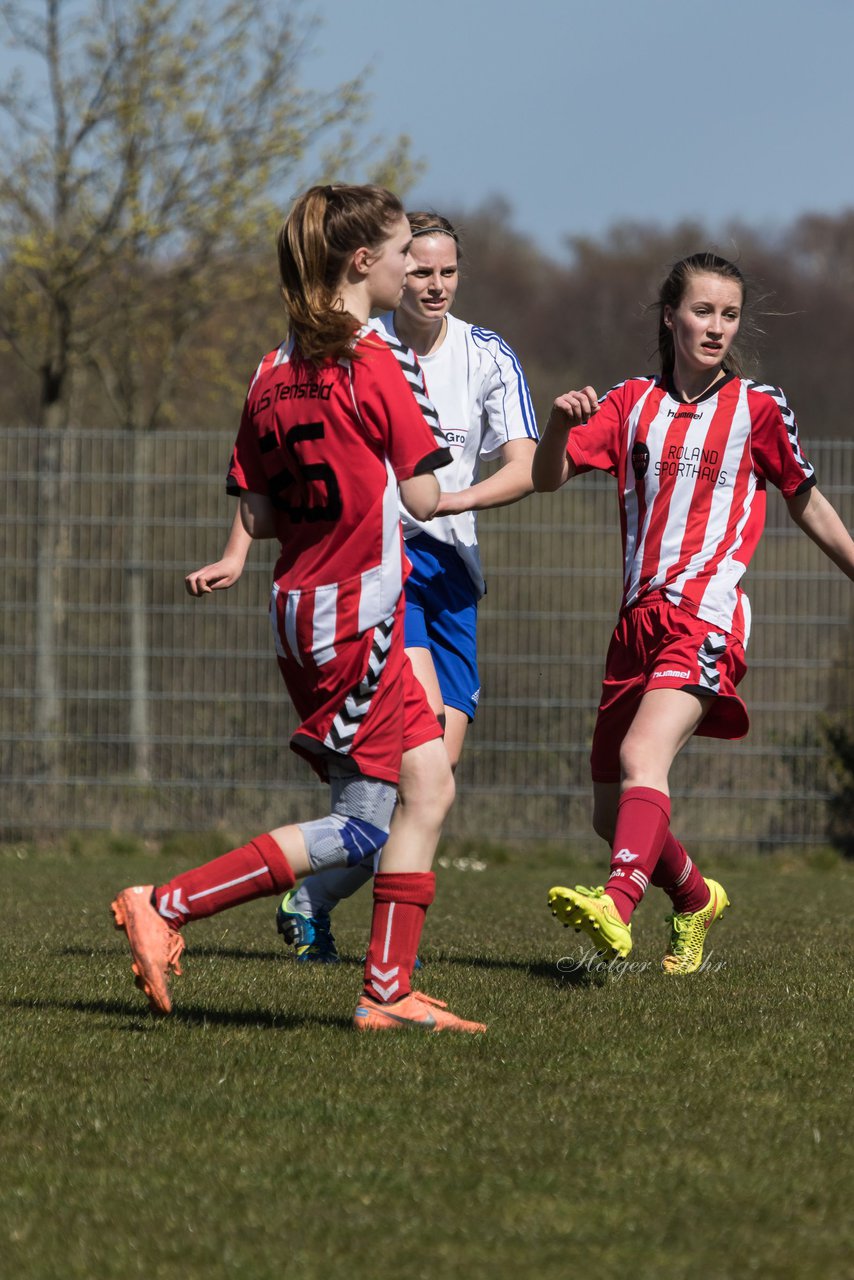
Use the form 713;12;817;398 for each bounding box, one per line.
406;645;469;772
442;706;469;773
379;736;454;872
405;645;444;725
618;688;709;794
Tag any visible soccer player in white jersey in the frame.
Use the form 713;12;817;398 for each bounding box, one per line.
534;252;854;973
273;211;540;956
112;184;485;1032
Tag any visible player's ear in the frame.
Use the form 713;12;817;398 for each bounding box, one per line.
663;305;674;330
351;246;373;277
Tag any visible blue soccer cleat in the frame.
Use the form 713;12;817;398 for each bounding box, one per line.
276;889;340;964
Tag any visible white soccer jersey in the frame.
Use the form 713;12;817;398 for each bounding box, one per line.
566;372;816;645
372;312;538;597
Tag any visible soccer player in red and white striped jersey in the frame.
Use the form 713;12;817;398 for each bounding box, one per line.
111;184;485;1032
535;252;854;973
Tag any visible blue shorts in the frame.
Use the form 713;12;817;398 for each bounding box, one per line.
403;533;480;721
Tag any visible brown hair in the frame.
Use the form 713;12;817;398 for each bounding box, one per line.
657;252;748;379
277;184;404;365
406;211;462;259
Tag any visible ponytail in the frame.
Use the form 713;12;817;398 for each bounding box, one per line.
278;184;404;365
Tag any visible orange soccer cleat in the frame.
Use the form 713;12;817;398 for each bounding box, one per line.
111;885;185;1015
353;990;486;1033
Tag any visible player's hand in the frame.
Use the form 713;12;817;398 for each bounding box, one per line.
184;557;243;596
549;386;599;428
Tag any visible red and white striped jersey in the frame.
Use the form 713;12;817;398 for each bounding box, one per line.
227;329;450;657
566;373;816;644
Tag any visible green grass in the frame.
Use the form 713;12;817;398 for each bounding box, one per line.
3;840;853;1280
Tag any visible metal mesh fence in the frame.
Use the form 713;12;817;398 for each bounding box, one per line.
1;428;851;851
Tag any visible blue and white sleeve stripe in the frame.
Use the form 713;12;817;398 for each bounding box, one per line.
471;325;538;441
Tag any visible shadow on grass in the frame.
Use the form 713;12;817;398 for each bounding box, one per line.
405;952;598;986
59;942;593;983
3;994;351;1031
59;943;286;962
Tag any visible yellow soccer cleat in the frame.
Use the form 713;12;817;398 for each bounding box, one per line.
548;884;633;959
661;877;730;974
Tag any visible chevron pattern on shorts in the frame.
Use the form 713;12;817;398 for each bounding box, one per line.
697;632;726;694
324;615;394;755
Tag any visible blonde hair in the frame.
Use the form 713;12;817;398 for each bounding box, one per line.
278;184;404;365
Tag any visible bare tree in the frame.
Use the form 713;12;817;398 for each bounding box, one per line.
0;0;419;782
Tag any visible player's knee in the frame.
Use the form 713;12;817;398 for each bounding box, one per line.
618;737;646;787
397;739;454;826
336;814;390;866
299;813;389;874
299;771;397;873
410;761;455;824
437;765;455;818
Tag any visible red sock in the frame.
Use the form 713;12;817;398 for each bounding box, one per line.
651;832;710;914
154;834;296;927
363;871;435;1004
605;786;671;922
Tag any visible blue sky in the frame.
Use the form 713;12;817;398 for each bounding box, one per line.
3;1;852;259
305;0;854;257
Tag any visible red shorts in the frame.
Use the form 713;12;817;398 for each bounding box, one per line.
590;594;749;784
273;593;441;786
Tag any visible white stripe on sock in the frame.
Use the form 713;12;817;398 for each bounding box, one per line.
675;856;694;888
187;866;270;902
382;901;395;964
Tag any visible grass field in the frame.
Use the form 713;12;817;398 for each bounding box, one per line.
3;837;853;1280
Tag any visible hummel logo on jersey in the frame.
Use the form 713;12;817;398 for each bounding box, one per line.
666;407;703;421
613;849;638;863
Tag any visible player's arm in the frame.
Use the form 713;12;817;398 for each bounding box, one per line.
400;472;440;521
185;508;254;597
532;388;599;491
435;437;537;516
786;486;854;580
239;490;279;540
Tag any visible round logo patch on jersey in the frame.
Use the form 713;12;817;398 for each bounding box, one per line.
631;441;650;479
